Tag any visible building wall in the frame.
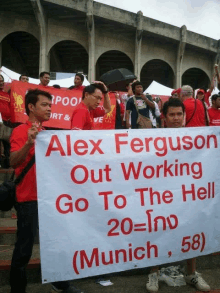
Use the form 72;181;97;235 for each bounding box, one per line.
0;7;218;88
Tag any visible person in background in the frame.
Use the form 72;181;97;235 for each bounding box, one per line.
171;88;181;99
208;93;220;126
200;65;218;107
39;71;50;87
19;75;29;82
71;81;111;130
149;99;161;128
115;92;125;129
195;89;210;125
180;85;207;127
53;84;61;89
0;74;11;122
126;81;155;129
121;82;134;128
0;74;11;168
146;98;210;293
68;73;85;90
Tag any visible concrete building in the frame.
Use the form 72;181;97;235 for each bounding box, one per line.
0;0;219;90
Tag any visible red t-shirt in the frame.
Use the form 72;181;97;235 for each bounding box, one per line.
71;102;105;130
10;121;43;202
183;98;206;127
0;90;11;121
69;85;85;91
208;107;220;126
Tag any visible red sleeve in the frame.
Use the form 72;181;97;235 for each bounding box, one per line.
71;109;88;130
93;106;106;118
10;126;27;152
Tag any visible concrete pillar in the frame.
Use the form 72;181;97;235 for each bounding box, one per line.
135;11;143;80
175;25;187;88
213;40;220;87
87;0;95;82
30;0;49;74
215;40;220;65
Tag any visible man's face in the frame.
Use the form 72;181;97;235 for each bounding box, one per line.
197;93;204;100
20;76;29;82
135;85;143;95
0;76;4;90
74;75;82;87
165;106;184;128
30;95;52;122
40;74;50;86
85;88;102;110
213;97;220;109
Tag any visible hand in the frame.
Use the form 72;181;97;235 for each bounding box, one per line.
92;81;108;93
140;94;146;100
27;123;39;145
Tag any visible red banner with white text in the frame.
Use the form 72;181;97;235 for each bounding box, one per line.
10;81;116;129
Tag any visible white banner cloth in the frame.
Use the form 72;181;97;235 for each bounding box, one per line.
36;128;220;283
144;80;173;95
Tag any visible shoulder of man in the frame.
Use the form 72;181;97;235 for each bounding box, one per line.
11;123;28;135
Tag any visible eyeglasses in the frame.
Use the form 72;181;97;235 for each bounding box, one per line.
90;94;102;99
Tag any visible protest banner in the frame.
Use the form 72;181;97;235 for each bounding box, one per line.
10;81;116;129
35;127;220;284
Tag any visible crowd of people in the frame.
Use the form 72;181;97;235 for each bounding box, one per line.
0;63;220;293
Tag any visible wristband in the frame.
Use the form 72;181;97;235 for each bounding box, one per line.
103;89;109;94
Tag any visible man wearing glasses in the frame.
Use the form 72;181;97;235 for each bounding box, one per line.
71;81;111;130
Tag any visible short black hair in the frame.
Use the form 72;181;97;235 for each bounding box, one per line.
25;89;52;116
0;74;4;81
132;81;143;93
211;94;220;102
53;84;61;89
75;73;84;83
39;71;50;78
19;74;29;81
162;97;185;117
82;83;106;100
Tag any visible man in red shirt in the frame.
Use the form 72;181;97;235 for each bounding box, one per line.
208;94;220;126
0;74;11;168
71;81;111;130
39;71;50;87
180;85;207;127
0;74;11;121
10;89;84;293
68;73;85;91
146;98;210;293
19;74;29;82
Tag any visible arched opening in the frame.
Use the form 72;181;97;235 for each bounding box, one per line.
49;40;88;75
141;59;174;90
2;31;40;78
182;68;210;90
96;50;134;79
